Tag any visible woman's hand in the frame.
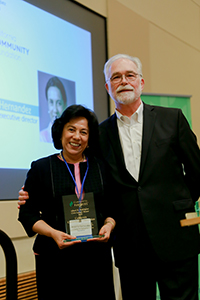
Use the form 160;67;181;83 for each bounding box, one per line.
87;217;116;243
32;220;81;249
50;229;81;249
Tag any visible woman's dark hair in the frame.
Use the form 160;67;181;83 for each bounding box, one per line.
45;76;67;105
52;105;100;157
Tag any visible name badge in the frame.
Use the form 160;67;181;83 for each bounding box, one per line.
69;218;92;238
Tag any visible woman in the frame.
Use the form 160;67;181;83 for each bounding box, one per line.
40;76;67;143
18;105;116;300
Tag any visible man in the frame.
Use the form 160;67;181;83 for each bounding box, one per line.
19;54;200;299
99;54;200;299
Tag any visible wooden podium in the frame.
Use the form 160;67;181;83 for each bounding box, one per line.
180;212;200;227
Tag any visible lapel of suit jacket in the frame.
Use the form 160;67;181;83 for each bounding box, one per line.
107;113;126;170
139;103;156;180
107;113;138;184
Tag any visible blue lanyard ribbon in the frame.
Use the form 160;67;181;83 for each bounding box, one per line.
61;152;89;205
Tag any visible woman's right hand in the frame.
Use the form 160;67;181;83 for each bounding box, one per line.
32;220;81;249
50;229;81;249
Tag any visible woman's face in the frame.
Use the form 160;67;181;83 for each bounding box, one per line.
47;86;65;123
61;117;89;163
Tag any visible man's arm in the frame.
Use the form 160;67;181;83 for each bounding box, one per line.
18;186;29;208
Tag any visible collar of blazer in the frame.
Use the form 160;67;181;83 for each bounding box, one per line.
139;103;156;179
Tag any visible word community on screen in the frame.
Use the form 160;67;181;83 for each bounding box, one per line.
0;0;94;171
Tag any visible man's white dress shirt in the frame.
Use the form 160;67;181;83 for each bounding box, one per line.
116;102;143;182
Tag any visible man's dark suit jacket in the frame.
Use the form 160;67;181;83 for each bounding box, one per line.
99;103;200;267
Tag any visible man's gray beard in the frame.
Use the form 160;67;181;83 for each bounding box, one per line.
114;91;138;105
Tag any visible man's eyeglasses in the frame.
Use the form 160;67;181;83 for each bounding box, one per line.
107;72;142;84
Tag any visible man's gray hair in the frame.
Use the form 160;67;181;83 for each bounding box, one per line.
104;54;143;82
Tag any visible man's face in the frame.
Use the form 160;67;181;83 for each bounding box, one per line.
105;58;144;106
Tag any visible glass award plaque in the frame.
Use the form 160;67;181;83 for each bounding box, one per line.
62;192;103;242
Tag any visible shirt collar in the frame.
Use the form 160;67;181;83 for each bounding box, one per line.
116;102;143;125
